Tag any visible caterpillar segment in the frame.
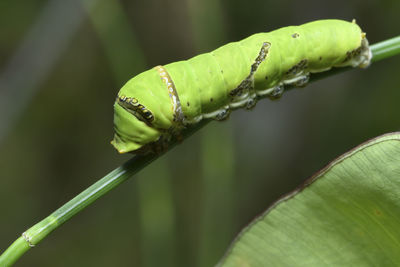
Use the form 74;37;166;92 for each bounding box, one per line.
111;19;372;154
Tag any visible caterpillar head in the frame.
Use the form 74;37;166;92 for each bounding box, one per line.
111;96;160;154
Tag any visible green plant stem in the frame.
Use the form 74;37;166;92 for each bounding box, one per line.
0;37;399;267
371;36;400;62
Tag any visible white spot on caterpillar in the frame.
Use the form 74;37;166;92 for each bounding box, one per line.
185;104;232;124
283;74;310;86
293;75;310;87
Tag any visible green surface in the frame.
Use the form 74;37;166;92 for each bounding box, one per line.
112;20;368;154
220;132;400;266
1;1;400;266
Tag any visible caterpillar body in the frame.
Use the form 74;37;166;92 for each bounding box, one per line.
111;19;372;154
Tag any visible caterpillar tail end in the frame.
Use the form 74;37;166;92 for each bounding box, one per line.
357;35;372;69
339;34;372;69
339;21;372;69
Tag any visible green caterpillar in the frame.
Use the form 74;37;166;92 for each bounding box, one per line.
112;19;372;154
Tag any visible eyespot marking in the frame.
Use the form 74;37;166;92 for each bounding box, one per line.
117;95;154;123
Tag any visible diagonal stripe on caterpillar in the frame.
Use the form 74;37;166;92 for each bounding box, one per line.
111;19;372;154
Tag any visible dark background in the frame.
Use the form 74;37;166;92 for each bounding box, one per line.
0;0;399;266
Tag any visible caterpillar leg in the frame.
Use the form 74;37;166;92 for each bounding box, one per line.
136;127;185;155
257;57;311;100
282;58;310;87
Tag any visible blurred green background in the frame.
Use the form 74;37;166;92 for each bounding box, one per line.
0;0;399;266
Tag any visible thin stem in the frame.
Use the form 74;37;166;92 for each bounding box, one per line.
1;37;399;267
0;238;29;267
370;36;400;62
0;120;206;267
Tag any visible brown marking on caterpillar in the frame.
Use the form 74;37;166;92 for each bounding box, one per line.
343;46;363;63
210;98;214;102
286;59;308;76
154;65;184;124
230;42;271;97
187;102;190;106
292;33;300;38
117;95;154;123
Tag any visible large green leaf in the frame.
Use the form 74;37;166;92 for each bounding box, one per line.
219;132;400;266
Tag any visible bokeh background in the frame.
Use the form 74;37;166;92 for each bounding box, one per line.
0;0;399;266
